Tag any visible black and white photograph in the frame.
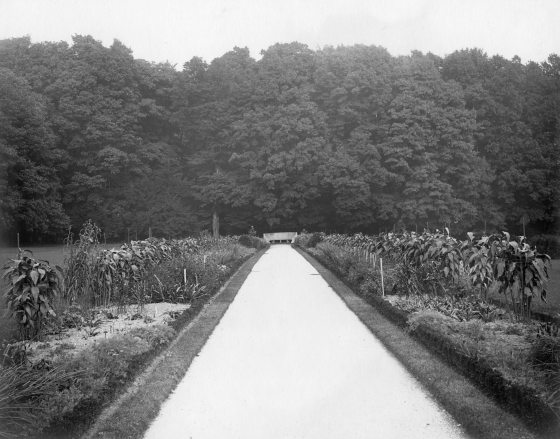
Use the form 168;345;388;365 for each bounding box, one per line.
0;1;559;438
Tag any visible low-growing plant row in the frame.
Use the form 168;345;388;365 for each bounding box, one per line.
1;220;268;438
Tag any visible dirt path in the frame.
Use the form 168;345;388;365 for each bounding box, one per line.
143;245;466;439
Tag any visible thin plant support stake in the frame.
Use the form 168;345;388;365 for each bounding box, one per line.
380;258;385;297
184;269;187;285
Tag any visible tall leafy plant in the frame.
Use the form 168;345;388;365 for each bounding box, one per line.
63;220;104;305
3;254;61;339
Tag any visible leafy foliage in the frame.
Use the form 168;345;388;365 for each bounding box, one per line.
0;364;79;438
463;232;551;317
2;254;61;338
0;37;557;240
238;235;269;250
317;230;551;318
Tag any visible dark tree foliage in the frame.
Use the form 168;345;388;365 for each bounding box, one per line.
0;67;68;242
0;37;557;242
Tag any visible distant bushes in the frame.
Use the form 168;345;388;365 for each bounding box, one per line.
293;232;324;248
238;235;269;250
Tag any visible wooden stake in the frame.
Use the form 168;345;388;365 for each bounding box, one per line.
380;258;385;297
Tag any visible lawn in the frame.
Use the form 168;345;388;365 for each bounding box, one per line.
545;259;560;309
0;243;120;268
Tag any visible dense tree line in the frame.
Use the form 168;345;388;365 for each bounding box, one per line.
0;36;558;243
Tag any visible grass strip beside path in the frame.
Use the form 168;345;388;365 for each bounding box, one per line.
295;247;541;439
81;248;267;439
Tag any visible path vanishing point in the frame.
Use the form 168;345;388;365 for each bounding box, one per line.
143;245;467;439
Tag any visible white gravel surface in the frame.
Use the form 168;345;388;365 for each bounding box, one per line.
144;245;467;439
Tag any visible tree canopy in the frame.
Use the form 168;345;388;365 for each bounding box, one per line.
0;37;557;242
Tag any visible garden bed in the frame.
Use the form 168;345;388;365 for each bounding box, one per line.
39;250;259;439
295;242;559;438
1;226;270;439
21;303;189;365
82;246;267;439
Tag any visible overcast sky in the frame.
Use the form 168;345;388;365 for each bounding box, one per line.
1;0;559;67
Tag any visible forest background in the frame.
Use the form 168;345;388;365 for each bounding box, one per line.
0;36;558;245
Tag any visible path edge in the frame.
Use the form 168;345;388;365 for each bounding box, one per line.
82;247;267;439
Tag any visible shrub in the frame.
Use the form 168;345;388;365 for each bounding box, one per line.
347;263;368;286
293;232;324;248
128;325;176;349
293;233;311;248
407;309;455;333
307;232;324;248
358;272;381;297
238;235;268;250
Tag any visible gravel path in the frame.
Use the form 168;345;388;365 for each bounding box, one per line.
144;245;467;439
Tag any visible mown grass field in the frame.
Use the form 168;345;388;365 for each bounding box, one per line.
539;258;560;314
0;244;120;268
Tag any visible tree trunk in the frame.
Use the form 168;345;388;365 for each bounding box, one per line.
212;209;220;239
